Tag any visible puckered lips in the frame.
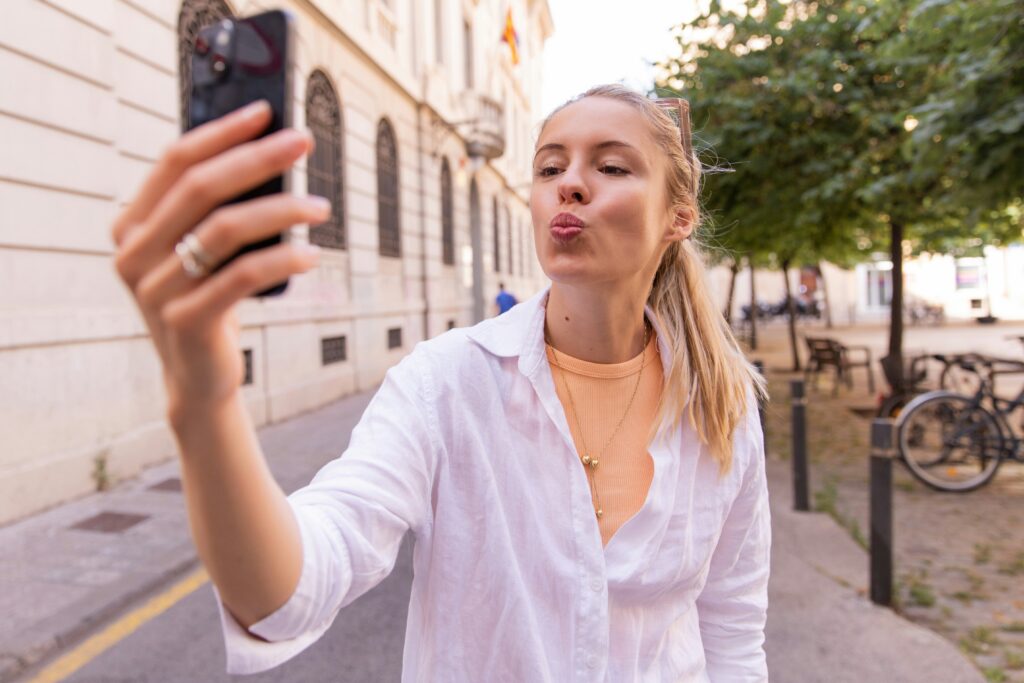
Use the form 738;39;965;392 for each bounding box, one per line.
550;212;584;244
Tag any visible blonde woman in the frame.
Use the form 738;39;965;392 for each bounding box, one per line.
112;84;770;681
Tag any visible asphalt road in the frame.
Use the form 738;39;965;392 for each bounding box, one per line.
62;534;414;683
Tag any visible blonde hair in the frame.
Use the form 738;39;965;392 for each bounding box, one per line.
539;84;766;474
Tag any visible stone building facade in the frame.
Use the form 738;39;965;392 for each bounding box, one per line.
0;0;554;524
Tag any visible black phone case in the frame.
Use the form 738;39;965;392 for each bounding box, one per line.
187;10;295;297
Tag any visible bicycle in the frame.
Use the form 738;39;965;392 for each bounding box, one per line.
896;356;1024;492
877;352;991;418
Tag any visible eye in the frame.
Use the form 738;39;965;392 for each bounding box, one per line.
535;166;561;177
600;164;628;175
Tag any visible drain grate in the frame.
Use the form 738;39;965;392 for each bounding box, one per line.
71;511;149;533
148;477;182;492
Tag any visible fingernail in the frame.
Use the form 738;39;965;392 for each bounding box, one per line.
240;100;270;119
308;196;331;215
299;243;321;258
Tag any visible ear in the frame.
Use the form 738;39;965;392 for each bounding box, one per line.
664;205;694;243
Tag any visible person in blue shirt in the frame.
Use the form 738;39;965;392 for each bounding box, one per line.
495;282;518;315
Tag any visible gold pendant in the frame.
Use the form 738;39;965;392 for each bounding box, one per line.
589;458;599;469
581;454;591;466
596;508;603;518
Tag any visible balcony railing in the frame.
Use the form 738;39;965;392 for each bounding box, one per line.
462;92;505;161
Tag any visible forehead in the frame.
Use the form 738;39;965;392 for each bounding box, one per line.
538;97;655;153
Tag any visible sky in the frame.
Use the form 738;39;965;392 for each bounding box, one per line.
540;0;703;118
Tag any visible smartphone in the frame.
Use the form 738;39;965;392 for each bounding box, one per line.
186;9;296;297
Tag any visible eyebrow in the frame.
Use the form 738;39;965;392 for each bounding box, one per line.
533;140;641;161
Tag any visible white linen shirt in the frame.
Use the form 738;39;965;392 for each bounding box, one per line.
216;288;771;682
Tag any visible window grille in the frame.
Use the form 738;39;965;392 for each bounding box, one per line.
177;0;233;132
441;158;455;265
505;206;513;275
377;119;402;257
242;348;253;385
306;70;346;249
388;327;403;349
492;197;500;273
321;336;347;365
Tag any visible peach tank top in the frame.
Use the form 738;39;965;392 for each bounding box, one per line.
545;333;663;547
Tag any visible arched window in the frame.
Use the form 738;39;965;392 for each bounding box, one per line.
305;70;345;249
440;158;455;265
492;196;500;273
505;205;513;275
177;0;233;131
376;119;401;257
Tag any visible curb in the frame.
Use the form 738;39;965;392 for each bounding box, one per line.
2;550;201;683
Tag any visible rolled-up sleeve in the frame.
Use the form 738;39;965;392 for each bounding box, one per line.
696;410;771;682
216;347;441;674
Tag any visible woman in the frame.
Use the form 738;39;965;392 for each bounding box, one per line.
111;84;770;681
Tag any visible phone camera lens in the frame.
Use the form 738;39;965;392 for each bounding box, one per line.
212;55;227;72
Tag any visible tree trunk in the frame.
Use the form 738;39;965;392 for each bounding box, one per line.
724;259;739;325
782;258;802;371
817;262;833;329
883;221;905;394
748;256;758;351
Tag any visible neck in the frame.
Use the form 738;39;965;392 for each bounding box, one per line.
545;283;649;363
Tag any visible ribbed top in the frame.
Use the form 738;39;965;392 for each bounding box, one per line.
546;333;663;547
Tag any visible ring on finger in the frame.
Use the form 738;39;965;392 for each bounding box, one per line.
174;231;217;279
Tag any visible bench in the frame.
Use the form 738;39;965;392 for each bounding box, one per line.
803;336;876;395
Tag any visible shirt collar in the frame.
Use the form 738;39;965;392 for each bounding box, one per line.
465;286;673;381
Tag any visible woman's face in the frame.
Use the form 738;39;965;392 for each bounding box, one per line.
530;96;691;289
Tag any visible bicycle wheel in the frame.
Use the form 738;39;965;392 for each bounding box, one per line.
897;392;1004;492
877;392;923;419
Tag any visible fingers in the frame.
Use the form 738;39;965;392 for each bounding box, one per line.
111;100;273;249
160;240;322;337
116;128;313;288
136;193;330;311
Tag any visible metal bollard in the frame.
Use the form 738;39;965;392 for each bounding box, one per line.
791;379;810;512
870;418;896;607
753;361;767;455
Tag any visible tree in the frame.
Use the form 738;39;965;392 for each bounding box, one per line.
656;0;1023;391
656;0;879;371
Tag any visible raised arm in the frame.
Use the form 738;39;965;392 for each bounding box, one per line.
111;101;328;628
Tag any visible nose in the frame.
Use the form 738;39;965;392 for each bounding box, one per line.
557;166;589;205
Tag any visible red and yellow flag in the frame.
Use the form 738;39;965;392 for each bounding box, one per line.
501;7;520;65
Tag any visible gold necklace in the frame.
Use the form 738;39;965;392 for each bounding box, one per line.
545;320;649;520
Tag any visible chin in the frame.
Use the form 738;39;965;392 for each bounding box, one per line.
540;258;609;287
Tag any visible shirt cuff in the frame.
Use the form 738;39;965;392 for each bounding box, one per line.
213;504;337;674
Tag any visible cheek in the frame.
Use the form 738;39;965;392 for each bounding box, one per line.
602;188;657;237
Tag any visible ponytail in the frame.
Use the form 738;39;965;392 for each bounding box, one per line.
649;239;765;474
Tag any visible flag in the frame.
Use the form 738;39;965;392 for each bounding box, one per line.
501;7;520;65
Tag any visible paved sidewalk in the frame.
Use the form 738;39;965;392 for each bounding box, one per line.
1;387;983;682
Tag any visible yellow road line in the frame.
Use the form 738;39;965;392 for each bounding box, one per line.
27;567;210;683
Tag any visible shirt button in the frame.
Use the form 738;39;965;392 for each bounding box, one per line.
587;655;599;669
590;578;603;592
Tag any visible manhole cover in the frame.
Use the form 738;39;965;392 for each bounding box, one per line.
148;477;182;492
71;512;149;533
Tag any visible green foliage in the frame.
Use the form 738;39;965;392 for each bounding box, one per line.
900;0;1024;214
653;0;1023;267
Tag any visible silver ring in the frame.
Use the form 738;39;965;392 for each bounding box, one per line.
174;232;216;279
